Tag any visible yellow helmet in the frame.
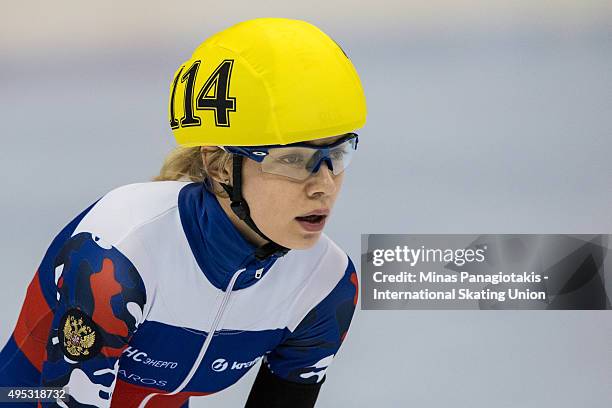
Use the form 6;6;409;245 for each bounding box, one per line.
168;17;367;147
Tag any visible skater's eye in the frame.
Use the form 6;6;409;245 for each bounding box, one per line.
277;154;305;166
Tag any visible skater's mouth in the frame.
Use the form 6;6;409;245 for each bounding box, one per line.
297;208;329;218
295;209;329;232
295;214;326;223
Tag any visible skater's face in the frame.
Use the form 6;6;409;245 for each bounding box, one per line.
205;134;346;250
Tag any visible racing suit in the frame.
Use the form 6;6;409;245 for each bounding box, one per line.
0;180;358;407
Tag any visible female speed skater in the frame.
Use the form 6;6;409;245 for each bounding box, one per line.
0;17;366;407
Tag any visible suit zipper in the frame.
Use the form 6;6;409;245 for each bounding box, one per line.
138;267;246;408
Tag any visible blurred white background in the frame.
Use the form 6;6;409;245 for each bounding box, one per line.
1;1;611;406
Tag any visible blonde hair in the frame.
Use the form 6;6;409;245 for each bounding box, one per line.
152;146;232;198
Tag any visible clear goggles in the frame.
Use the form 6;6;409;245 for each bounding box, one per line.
222;133;359;181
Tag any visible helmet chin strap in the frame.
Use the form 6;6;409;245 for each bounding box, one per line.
219;155;290;261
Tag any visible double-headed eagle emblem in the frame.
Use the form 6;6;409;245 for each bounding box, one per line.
63;313;96;357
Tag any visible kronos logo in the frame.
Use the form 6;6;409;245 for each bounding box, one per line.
211;356;262;372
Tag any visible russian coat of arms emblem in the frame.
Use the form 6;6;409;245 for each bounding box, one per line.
59;308;102;361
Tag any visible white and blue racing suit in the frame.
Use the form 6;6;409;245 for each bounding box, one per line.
0;180;358;407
